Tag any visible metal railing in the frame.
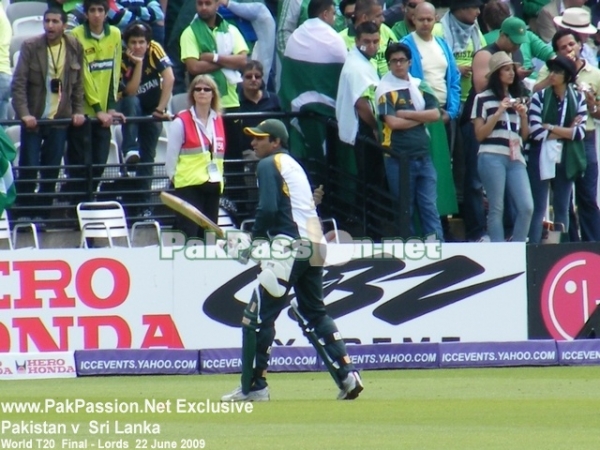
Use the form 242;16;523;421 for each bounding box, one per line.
2;111;412;239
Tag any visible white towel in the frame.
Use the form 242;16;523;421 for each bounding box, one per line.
539;139;563;181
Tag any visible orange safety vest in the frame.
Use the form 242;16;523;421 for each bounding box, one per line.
174;109;226;190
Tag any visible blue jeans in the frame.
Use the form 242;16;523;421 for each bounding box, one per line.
477;152;533;242
527;148;574;244
0;73;11;121
118;96;162;199
385;154;443;239
460;121;486;240
17;126;67;215
571;133;600;241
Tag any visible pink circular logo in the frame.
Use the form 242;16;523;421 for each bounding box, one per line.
540;252;600;340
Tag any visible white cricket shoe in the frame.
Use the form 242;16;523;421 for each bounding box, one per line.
221;386;270;402
337;371;364;400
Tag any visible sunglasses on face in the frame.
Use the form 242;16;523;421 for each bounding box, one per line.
244;73;262;80
407;2;418;8
193;87;213;92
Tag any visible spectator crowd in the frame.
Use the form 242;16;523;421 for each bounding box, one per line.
2;0;600;244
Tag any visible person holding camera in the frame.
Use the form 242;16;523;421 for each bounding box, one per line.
471;52;533;242
11;7;86;221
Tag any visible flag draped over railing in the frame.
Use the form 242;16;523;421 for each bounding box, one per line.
0;127;17;216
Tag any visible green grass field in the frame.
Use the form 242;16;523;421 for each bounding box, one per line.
1;367;600;449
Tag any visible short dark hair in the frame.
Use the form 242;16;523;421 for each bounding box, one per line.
355;20;379;39
354;0;378;17
481;0;510;31
44;7;67;24
308;0;334;18
83;0;108;13
123;21;153;43
243;59;264;75
551;28;581;53
385;42;412;62
339;0;357;13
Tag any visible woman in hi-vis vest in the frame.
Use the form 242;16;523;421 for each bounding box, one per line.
166;74;226;239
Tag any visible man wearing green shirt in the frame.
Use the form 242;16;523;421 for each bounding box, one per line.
180;0;248;109
339;0;397;77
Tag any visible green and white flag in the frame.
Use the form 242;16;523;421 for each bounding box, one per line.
0;127;17;216
279;18;347;163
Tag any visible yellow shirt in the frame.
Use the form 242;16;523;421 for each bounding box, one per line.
46;39;66;119
180;24;248;109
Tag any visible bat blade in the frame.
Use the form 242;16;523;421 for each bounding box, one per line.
160;191;226;239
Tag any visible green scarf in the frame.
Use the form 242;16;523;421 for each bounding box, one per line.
542;86;587;180
190;15;229;97
391;21;410;40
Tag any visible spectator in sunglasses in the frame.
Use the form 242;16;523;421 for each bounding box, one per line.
166;74;227;238
237;60;281;155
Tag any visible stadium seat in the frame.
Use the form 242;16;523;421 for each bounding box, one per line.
6;1;46;23
218;207;235;231
0;210;40;250
10;35;28;67
169;93;188;115
11;15;43;36
77;200;161;248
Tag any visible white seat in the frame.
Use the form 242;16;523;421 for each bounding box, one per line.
100;140;120;179
5;102;15;120
169;93;188;116
111;125;123;152
12;50;20;68
76;201;161;248
11;15;43;36
155;136;167;163
218;207;236;231
0;210;40;250
6;2;46;23
9;35;28;68
77;201;131;248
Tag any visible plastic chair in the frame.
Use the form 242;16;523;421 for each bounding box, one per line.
218;207;236;231
11;15;43;36
169;93;188;116
0;210;40;250
77;201;161;248
6;2;46;23
76;201;132;248
9;35;28;67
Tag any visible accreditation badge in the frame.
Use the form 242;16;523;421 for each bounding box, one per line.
207;162;222;183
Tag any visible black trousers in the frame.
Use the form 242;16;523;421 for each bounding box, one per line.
174;182;220;239
65;122;111;203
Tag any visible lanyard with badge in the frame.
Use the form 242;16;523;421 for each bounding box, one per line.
192;110;222;183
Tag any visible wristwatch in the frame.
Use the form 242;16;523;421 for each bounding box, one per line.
548;125;555;132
